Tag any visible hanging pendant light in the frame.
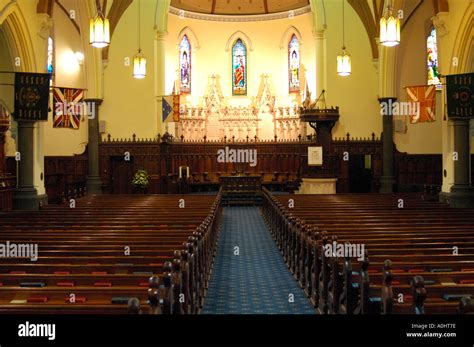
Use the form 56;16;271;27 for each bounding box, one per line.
89;1;110;48
337;48;351;76
380;2;400;47
133;0;146;79
337;0;351;76
133;50;147;79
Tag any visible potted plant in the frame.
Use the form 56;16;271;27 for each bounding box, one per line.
132;169;149;194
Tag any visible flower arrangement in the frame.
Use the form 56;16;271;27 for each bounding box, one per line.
132;169;149;189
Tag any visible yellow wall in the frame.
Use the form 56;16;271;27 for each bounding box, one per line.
100;0;158;140
42;5;88;156
394;0;443;154
164;14;316;107
323;0;380;139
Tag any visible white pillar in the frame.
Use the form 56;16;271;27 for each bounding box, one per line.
314;29;327;98
155;30;168;135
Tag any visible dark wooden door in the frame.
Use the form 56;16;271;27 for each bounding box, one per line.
110;157;134;194
349;155;372;193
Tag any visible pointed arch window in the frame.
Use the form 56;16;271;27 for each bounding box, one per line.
427;28;441;89
47;36;54;83
289;34;300;93
232;39;247;96
180;35;192;94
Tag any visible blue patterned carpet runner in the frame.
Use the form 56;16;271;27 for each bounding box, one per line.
201;207;315;314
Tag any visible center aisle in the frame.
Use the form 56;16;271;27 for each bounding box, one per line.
202;207;315;314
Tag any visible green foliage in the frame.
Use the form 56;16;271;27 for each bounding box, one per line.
132;169;149;188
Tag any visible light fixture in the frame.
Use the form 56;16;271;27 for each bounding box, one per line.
133;50;146;79
133;0;146;79
337;0;351;76
337;49;351;76
75;52;85;65
380;2;400;47
89;3;110;48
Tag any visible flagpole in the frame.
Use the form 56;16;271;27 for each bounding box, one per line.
403;83;446;89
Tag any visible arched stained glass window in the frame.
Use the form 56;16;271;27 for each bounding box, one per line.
427;28;441;88
47;36;54;82
289;34;300;93
232;39;247;96
180;35;191;94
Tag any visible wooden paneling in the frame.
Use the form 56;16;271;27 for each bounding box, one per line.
395;153;443;190
99;136;385;194
44;155;88;203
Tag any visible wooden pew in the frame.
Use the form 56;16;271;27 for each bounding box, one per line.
261;188;474;314
0;192;223;314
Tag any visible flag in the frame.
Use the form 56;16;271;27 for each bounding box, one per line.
162;95;180;123
406;85;436;123
53;88;84;129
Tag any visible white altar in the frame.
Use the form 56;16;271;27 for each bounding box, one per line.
176;75;308;141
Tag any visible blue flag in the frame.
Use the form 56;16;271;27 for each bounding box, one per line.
161;95;180;123
162;97;173;123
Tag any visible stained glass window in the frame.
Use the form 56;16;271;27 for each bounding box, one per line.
180;35;191;94
289;34;300;93
232;39;247;96
47;36;54;75
427;28;441;88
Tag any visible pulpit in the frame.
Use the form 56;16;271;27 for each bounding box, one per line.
300;107;340;150
298;95;340;194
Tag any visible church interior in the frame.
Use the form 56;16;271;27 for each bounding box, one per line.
0;0;474;327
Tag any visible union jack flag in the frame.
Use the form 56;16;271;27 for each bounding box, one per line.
53;88;84;129
407;85;436;123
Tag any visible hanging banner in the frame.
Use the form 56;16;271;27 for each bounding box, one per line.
446;73;474;119
13;72;51;121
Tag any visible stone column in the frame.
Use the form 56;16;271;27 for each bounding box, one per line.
449;118;474;207
379;98;396;193
85;99;103;195
155;30;167;134
13;121;39;210
314;29;327;98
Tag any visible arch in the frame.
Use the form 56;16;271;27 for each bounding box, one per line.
450;3;473;74
279;26;303;49
0;0;16;24
178;26;200;50
1;5;37;72
225;31;254;52
154;0;171;32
